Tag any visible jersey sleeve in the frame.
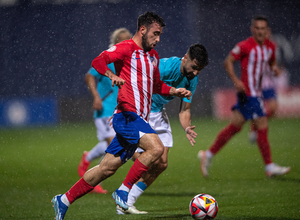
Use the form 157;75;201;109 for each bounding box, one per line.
230;41;246;61
91;42;128;76
183;76;198;103
153;58;172;96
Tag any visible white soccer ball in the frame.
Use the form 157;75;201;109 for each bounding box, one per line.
189;193;218;219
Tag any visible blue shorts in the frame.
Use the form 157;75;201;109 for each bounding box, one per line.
262;88;276;100
232;94;266;120
105;111;156;163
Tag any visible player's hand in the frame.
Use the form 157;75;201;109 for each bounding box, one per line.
110;74;125;89
174;88;192;100
185;126;197;146
233;79;246;93
93;96;103;110
272;65;281;76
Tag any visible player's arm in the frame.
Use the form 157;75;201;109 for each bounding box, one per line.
169;87;192;99
269;58;281;77
104;69;125;89
91;46;126;89
268;42;281;76
85;73;103;111
179;100;197;146
224;54;245;93
153;79;192;99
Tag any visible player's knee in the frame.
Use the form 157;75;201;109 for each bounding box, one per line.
158;161;168;172
101;168;116;179
152;144;164;159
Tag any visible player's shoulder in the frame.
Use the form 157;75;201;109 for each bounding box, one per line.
232;37;254;55
237;37;254;47
159;56;181;72
108;39;135;53
87;67;98;76
160;56;180;64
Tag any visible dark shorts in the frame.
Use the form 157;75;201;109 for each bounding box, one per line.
262;88;276;100
105;111;156;163
232;94;266;120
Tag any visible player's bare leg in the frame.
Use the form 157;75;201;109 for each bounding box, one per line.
83;153;123;186
52;153;122;220
264;98;277;118
199;110;245;177
112;133;165;211
89;136;114;194
118;147;169;214
137;133;165;167
249;98;278;144
139;147;169;186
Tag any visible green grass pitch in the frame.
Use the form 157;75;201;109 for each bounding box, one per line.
0;118;299;219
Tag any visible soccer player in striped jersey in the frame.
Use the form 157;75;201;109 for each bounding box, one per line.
116;43;209;214
77;28;132;194
198;15;290;178
52;11;192;220
248;27;280;143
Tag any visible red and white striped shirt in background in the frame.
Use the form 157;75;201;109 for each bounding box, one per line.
261;64;276;90
92;39;171;121
230;36;276;97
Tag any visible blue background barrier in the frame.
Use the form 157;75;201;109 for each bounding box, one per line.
0;98;58;127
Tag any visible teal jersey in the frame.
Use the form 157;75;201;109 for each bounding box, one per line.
88;63;118;118
151;57;198;112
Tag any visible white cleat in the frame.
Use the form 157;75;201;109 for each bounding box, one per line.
198;150;211;177
265;163;291;177
116;205;148;215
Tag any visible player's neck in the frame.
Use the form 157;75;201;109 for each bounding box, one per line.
132;34;143;50
253;36;265;46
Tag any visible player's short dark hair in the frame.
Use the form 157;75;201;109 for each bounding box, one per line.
187;44;209;69
251;15;268;26
137;11;166;31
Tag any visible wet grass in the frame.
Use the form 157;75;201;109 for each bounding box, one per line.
0;118;299;219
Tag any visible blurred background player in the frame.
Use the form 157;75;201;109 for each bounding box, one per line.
198;15;290;178
248;27;280;143
78;28;132;194
52;11;192;220
117;43;209;214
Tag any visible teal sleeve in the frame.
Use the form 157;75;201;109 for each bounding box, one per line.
183;76;199;103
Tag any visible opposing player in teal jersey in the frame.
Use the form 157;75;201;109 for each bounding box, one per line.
78;28;132;194
117;43;209;214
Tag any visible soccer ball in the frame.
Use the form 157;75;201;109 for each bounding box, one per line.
189;193;218;219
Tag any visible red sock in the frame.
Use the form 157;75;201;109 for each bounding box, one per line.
209;124;241;154
256;128;272;164
123;158;149;189
65;178;94;204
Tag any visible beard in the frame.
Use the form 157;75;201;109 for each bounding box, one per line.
141;34;152;52
183;67;196;80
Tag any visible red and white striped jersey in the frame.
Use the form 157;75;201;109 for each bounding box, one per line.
230;36;276;97
261;64;276;90
92;39;171;121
